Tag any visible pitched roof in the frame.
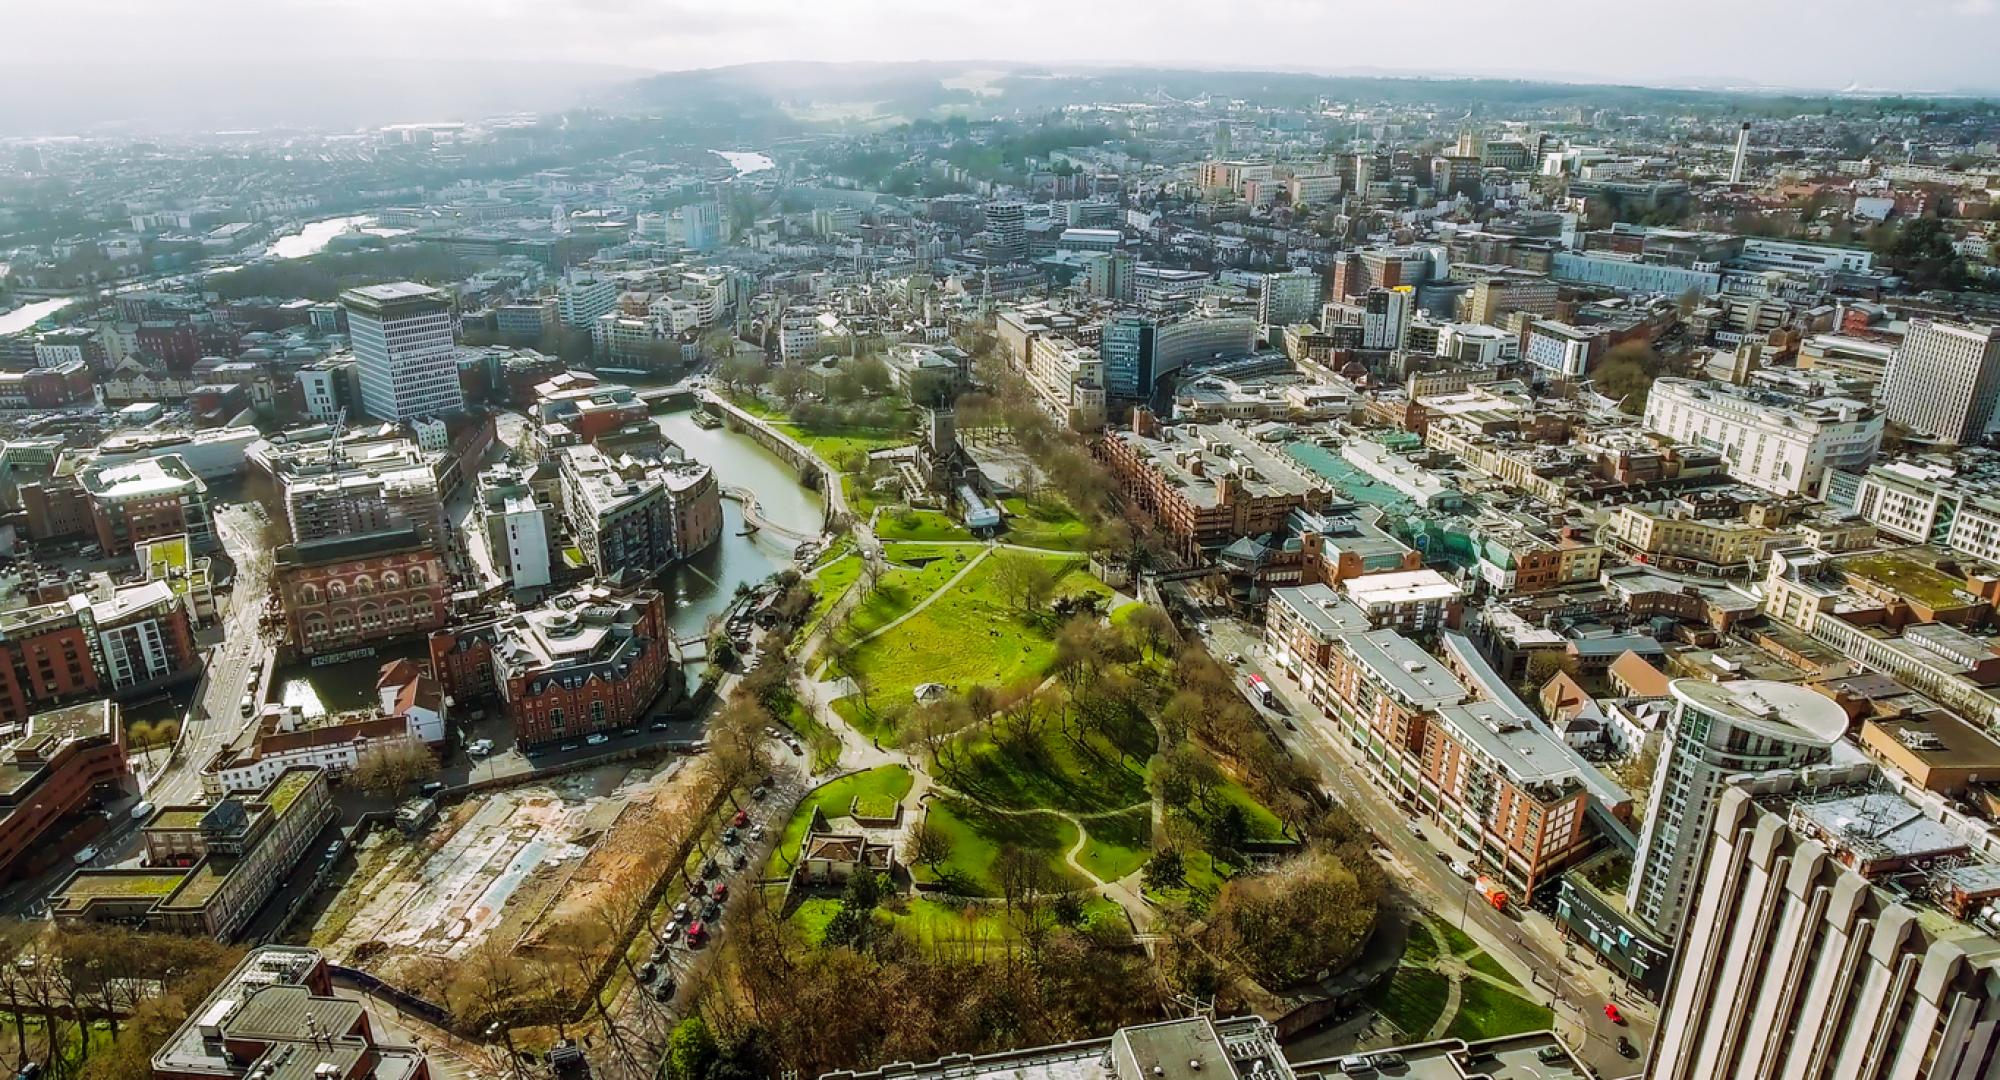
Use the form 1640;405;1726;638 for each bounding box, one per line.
1609;650;1671;698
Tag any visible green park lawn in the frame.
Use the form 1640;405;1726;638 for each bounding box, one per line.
1368;966;1452;1039
781;700;842;773
1075;806;1152;882
789;895;1126;950
909;796;1084;897
1444;979;1554;1041
875;508;975;542
803;553;864;636
1206;780;1291;843
841;545;979;641
765;765;914;877
940;716;1151;814
1000;496;1093;551
847;553;1107;708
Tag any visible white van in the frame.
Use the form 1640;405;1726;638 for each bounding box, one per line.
239;695;255;718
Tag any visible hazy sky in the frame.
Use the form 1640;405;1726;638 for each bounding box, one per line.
6;0;1996;94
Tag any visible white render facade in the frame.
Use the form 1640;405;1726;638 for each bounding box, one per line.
1853;461;2000;568
1878;319;2000;445
342;283;464;423
1644;377;1882;497
1653;773;2000;1080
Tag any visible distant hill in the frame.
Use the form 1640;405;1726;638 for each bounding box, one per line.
612;61;1997;127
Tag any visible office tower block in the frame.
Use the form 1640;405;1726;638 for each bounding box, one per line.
1257;268;1323;328
341;283;463;423
984;201;1026;261
1085;251;1135;302
1879;320;2000;444
1625;679;1845;940
1653;766;2000;1080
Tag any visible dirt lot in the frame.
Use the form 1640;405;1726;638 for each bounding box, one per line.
309;757;723;987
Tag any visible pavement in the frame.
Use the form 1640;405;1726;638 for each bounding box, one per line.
1198;616;1651;1080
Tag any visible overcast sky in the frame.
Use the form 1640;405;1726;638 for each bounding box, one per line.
6;0;1995;94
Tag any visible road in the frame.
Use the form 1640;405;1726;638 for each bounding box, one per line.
146;502;277;806
1201;617;1649;1079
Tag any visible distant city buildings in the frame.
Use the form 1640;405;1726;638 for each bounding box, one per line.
1878;320;2000;444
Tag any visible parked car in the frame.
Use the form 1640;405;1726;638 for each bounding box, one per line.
750;824;765;841
721;827;739;844
674;902;690;918
638;962;657;983
650;721;672;731
1616;1036;1637;1058
585;733;609;746
1334;1056;1372;1075
652;976;676;1001
750;786;767;801
711;882;729;901
1603;1003;1624;1024
467;739;493;757
731;809;749;827
72;847;97;867
559;743;579;752
128;800;155;821
1536;1046;1568;1064
326;839;346;860
1450;860;1474;880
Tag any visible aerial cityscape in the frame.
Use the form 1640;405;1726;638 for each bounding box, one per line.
7;10;2000;1080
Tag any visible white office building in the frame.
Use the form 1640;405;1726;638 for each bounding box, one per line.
1653;766;2000;1080
557;271;621;330
1643;377;1883;497
1257;268;1322;328
340;283;464;423
1853;460;2000;565
1625;679;1845;941
1878;320;2000;444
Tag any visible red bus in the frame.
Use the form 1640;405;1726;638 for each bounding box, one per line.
1246;674;1274;707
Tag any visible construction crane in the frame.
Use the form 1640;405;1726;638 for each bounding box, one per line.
327;407;346;469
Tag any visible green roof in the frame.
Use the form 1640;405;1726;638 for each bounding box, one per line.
1835;551;1970;609
54;871;189;906
164;858;235;907
264;770;315;817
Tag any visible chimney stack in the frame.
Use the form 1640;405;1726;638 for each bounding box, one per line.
1730;122;1750;184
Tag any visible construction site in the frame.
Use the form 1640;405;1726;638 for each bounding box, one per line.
302;756;725;996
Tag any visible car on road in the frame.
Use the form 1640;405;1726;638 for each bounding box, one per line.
239;696;255;718
711;882;729;901
559;742;579;752
787;741;803;756
1616;1035;1638;1058
675;901;690;918
721;827;738;844
750;824;765;841
326;839;346;860
72;847;97;866
129;800;155;821
652;976;676;1001
467;739;494;757
1196;621;1211;635
1226;653;1242;664
1537;1046;1569;1064
650;721;672;731
638;961;657;983
1603;1002;1624;1024
1450;860;1474;880
585;733;609;746
731;809;749;827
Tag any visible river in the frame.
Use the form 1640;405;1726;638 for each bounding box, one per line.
0;296;74;336
264;215;411;259
711;149;775;176
653;409;825;639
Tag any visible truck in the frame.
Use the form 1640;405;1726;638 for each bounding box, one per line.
1246;673;1274;708
1474;874;1509;911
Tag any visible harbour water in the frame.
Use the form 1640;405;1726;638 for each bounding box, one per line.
264;215;411;259
0;296;74;336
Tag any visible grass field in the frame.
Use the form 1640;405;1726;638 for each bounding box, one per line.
1368;966;1452;1039
1075;806;1152;882
941;718;1151;814
848;552;1107;708
803;553;864;637
841;544;979;641
788;895;1125;949
876;508;975;542
1000;496;1092;551
910;795;1084;896
1444;979;1553;1041
765;765;913;877
781;700;842;773
1467;950;1521;987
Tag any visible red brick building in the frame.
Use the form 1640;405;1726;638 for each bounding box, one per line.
274;527;450;659
430;584;676;748
0;700;127;880
0;603;103;725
